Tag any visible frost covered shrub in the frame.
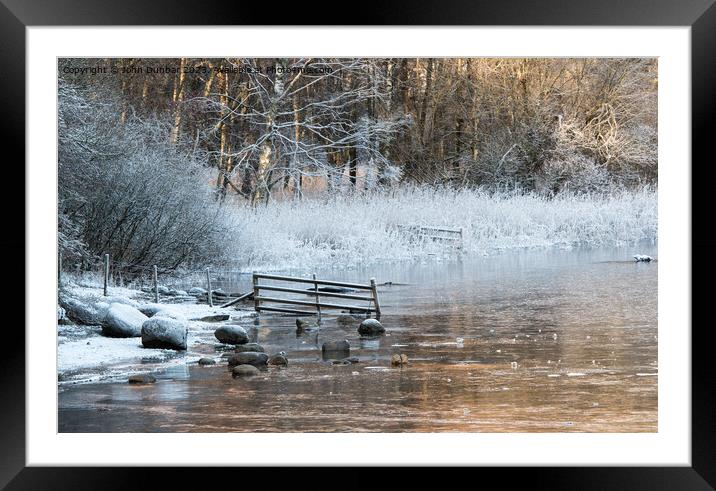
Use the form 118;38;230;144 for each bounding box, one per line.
227;185;657;271
58;80;229;271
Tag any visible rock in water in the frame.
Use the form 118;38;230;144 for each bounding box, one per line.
232;364;260;377
391;354;409;366
102;303;148;338
634;254;653;262
141;316;188;350
227;352;269;368
358;318;385;336
198;357;216;366
196;314;231;322
296;318;319;331
391;354;401;366
268;352;289;367
234;343;265;353
322;340;351;359
128;374;156;384
214;325;249;345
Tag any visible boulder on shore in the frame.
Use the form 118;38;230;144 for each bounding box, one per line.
215;325;249;345
102;296;140;309
59;295;109;325
138;303;165;318
138;305;186;321
141;316;188;350
227;352;268;368
102;303;148;338
358;318;385;336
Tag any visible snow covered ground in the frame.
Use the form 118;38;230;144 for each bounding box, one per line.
57;283;254;385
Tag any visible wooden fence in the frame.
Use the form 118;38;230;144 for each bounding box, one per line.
252;272;381;320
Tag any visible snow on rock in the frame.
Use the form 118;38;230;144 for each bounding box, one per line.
214;325;249;345
101;303;148;338
138;303;165;317
59;295;110;325
188;287;207;295
57;306;66;321
154;309;187;322
141;316;188;350
358;318;385;336
102;295;140;309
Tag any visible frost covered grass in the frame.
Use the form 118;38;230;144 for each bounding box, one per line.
228;186;657;271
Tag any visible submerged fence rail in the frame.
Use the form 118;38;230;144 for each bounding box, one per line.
252;272;381;320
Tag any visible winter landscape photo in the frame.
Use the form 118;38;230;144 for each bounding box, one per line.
57;57;658;433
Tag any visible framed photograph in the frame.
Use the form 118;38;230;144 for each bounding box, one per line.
8;0;713;487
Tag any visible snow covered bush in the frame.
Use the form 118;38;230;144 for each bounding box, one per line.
58;80;230;272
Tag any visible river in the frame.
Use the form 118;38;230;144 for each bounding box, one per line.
58;244;657;432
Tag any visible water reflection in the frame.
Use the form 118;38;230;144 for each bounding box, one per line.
59;245;657;432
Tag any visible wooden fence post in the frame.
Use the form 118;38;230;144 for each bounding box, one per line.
153;265;159;303
313;273;321;323
103;254;109;296
252;271;260;313
206;268;213;307
370;277;381;319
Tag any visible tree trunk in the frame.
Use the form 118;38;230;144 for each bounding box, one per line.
253;60;285;204
170;58;186;145
419;58;434;147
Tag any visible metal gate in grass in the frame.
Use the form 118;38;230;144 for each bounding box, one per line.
252;272;381;320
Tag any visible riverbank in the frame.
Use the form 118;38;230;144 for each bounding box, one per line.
57;281;255;385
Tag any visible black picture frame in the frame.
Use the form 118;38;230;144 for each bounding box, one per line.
4;0;713;488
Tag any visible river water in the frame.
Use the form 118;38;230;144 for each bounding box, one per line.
58;244;657;432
